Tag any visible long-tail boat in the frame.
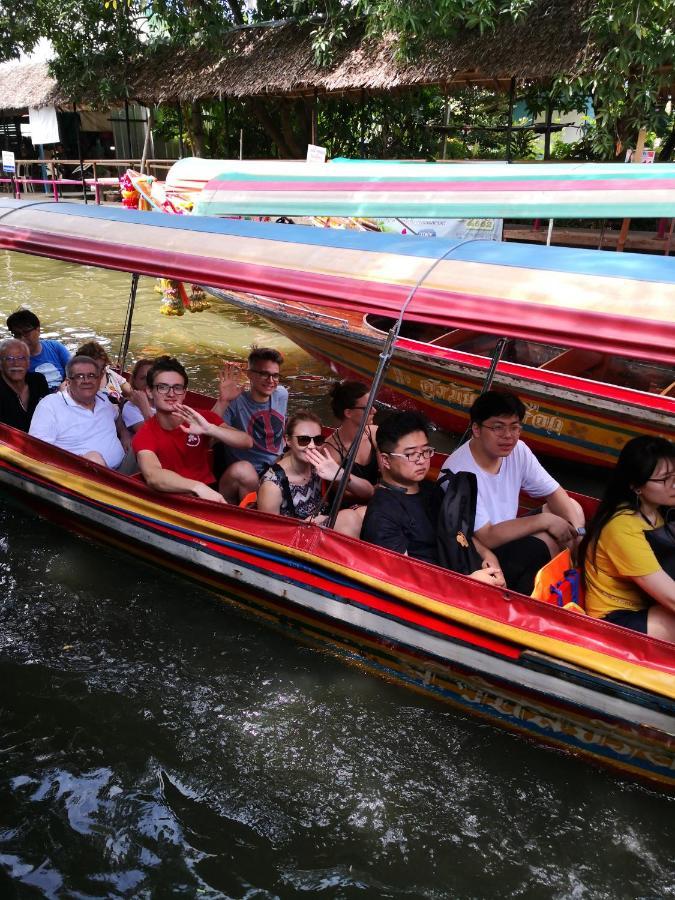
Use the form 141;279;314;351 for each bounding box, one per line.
163;158;675;467
0;198;674;790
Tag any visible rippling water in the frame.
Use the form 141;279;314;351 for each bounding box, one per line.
1;251;674;898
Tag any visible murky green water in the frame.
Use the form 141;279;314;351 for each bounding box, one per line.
0;251;674;898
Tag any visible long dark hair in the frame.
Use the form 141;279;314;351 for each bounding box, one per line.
579;435;675;576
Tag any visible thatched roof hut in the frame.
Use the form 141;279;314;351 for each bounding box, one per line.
0;60;62;112
128;0;594;103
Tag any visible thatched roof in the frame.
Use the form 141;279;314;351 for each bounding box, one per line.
0;60;61;111
129;0;594;102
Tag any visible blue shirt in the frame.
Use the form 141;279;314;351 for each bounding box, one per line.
30;340;71;390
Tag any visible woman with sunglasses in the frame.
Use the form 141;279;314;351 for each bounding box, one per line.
257;410;362;536
324;380;379;506
580;436;675;640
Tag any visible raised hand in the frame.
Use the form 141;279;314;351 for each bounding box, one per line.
218;363;246;403
305;445;342;481
173;404;214;436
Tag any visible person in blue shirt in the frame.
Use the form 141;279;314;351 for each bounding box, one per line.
6;309;71;391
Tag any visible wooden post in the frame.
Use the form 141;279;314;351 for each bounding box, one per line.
543;98;553;160
617;127;647;252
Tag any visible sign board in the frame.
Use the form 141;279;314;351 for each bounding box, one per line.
306;144;327;163
375;217;503;242
624;148;656;164
1;150;15;174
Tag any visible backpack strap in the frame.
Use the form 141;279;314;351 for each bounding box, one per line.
271;463;300;519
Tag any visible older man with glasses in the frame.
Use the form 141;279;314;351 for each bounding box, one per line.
133;356;252;503
439;390;585;594
213;346;288;503
0;338;50;431
6;309;71;391
29;355;126;467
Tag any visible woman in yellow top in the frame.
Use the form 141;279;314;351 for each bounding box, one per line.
580;436;675;640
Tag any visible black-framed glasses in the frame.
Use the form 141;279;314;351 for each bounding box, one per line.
386;447;434;463
647;473;675;486
249;369;280;381
154;383;187;395
293;434;325;447
69;372;98;382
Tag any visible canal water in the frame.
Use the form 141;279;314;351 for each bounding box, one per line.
1;252;674;898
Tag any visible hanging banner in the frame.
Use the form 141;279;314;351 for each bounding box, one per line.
28;106;60;145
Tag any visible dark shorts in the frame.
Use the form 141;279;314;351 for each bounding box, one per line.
602;608;650;634
495;536;551;595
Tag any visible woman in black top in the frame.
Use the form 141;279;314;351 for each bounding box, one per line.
325;380;379;505
0;338;49;432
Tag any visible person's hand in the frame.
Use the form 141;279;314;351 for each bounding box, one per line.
130;388;153;419
192;482;227;504
218;363;245;404
481;550;501;571
306;446;341;481
469;566;505;587
173;404;214;436
544;513;578;548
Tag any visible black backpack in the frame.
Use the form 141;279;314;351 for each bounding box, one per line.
434;470;483;575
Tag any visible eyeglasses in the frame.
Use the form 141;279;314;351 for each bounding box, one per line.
69;372;99;382
249;369;280;381
293;434;326;447
386;447;434;463
348;405;372;411
154;383;187;395
11;328;36;338
1;355;28;363
647;473;675;486
480;423;523;437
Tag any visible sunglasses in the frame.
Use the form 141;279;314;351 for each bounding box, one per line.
293;434;325;447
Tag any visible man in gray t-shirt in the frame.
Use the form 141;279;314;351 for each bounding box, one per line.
214;347;288;503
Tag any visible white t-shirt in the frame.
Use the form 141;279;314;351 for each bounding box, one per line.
29;390;125;468
440;440;559;532
122;400;154;429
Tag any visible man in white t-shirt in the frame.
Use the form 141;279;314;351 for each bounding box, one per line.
29;355;126;468
440;390;585;593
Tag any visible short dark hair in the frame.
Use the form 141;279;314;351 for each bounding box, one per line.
248;346;283;368
131;358;155;381
7;309;40;333
376;411;430;454
146;355;188;388
329;380;368;420
470;390;526;424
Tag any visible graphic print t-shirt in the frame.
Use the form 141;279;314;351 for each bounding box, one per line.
133;410;223;484
30;340;71;390
222;386;288;471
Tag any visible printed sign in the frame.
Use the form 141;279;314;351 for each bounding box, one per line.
306;144;327;163
1;150;15;173
624;148;656;164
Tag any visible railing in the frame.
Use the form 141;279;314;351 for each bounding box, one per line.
0;158;178;204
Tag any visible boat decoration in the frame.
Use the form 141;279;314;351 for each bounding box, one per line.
165;158;675;219
1;199;675;788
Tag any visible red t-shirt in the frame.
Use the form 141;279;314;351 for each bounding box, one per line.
132;411;222;485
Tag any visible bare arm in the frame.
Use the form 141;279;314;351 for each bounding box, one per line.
633;570;675;615
257;479;282;515
137;449;225;502
544;487;585;528
306;446;375;500
174;404;253;450
475;511;576;550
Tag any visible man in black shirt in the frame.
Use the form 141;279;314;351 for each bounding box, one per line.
0;338;49;432
361;411;504;585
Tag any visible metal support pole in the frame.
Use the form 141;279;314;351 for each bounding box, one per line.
506;77;516;163
177;104;185;159
543;98;553;161
451;338;509;451
117;273;139;373
74;103;88;204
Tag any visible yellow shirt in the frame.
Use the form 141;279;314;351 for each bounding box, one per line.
584;508;663;619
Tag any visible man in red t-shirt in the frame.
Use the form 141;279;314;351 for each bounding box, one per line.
132;356;252;504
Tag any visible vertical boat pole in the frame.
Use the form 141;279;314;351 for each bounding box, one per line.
326;238;487;528
117;273;140;374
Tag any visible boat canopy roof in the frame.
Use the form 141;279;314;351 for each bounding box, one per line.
162;157;675;219
1;198;674;364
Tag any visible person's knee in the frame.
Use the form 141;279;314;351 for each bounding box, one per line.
647;606;675;642
219;461;259;500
